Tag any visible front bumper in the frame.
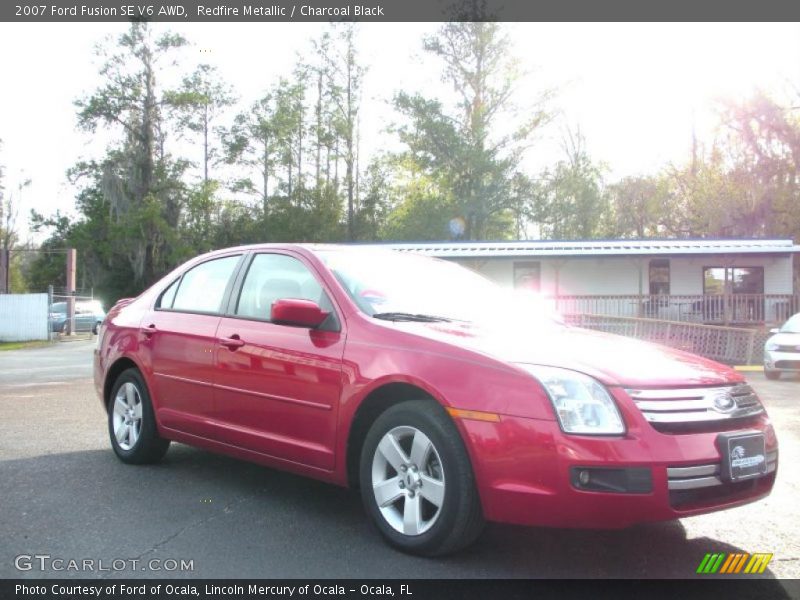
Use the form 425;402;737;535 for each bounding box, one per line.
459;400;778;529
764;349;800;372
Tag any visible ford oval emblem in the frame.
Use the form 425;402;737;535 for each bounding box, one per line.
712;392;736;413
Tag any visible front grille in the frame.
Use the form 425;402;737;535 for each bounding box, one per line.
667;452;777;507
669;475;774;508
626;384;764;432
775;345;800;353
667;451;778;490
774;360;800;369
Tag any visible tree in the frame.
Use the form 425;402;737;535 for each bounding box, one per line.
392;23;551;240
1;177;31;252
535;129;607;239
325;24;364;240
0;140;33;293
271;77;306;202
605;175;669;238
635;93;800;241
27;213;73;293
0;139;7;251
74;22;189;288
711;93;800;238
507;172;541;240
167;63;235;185
0;139;4;237
224;91;278;214
354;157;392;241
309;33;333;191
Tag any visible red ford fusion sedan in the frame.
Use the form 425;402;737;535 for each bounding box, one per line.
94;244;778;555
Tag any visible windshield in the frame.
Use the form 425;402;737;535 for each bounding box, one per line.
318;249;563;328
781;313;800;333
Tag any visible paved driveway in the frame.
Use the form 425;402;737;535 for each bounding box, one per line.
0;341;797;592
0;339;93;387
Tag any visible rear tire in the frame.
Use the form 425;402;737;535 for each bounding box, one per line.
764;369;781;380
359;400;484;556
108;368;170;464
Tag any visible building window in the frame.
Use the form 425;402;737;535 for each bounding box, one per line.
703;267;764;295
649;259;670;295
514;261;541;292
732;267;765;294
702;267;765;322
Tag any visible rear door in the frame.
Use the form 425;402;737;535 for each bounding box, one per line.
213;252;345;470
141;253;244;439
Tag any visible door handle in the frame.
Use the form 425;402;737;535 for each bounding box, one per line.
219;335;245;349
141;324;157;338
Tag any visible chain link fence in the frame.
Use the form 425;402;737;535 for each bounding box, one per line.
47;286;103;336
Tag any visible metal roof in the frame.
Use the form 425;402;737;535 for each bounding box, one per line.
374;239;800;258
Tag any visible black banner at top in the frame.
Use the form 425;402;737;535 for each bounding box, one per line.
4;0;800;22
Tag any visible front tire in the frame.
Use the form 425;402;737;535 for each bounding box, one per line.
108;368;170;464
359;400;484;556
765;368;781;380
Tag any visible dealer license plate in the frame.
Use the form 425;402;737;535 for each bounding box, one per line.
717;431;767;482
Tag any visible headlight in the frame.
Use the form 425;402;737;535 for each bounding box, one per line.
520;365;625;435
765;342;779;351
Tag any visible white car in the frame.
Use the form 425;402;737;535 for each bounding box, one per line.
764;312;800;380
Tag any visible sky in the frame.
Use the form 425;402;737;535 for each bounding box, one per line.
1;22;799;242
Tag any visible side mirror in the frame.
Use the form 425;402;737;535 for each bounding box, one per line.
769;328;781;334
271;298;329;328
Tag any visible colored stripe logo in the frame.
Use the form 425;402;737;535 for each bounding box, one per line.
696;552;773;574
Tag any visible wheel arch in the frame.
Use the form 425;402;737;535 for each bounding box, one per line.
345;381;449;489
102;356;142;411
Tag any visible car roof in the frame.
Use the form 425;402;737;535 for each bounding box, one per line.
51;300;103;309
196;243;396;261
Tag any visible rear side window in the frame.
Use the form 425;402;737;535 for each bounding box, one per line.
236;253;333;321
171;256;240;314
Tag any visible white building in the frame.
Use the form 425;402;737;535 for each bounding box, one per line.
382;239;800;326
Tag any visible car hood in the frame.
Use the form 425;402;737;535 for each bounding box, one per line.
766;332;800;347
390;320;742;387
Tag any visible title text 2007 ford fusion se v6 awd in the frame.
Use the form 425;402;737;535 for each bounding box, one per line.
94;244;777;555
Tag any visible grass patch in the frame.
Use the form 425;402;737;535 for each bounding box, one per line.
0;340;54;351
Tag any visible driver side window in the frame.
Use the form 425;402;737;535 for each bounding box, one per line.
236;253;334;321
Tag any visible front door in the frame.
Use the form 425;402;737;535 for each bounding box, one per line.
213;252;345;471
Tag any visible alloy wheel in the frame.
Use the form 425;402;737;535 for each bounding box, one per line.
371;425;446;536
112;382;143;451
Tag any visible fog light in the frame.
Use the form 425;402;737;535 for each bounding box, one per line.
570;466;653;494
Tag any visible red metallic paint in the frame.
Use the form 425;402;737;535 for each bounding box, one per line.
271;298;330;328
213;317;344;470
94;243;777;529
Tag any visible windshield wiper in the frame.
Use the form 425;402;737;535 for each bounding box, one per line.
371;312;452;323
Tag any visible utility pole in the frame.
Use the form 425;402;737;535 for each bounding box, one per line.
66;248;76;335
